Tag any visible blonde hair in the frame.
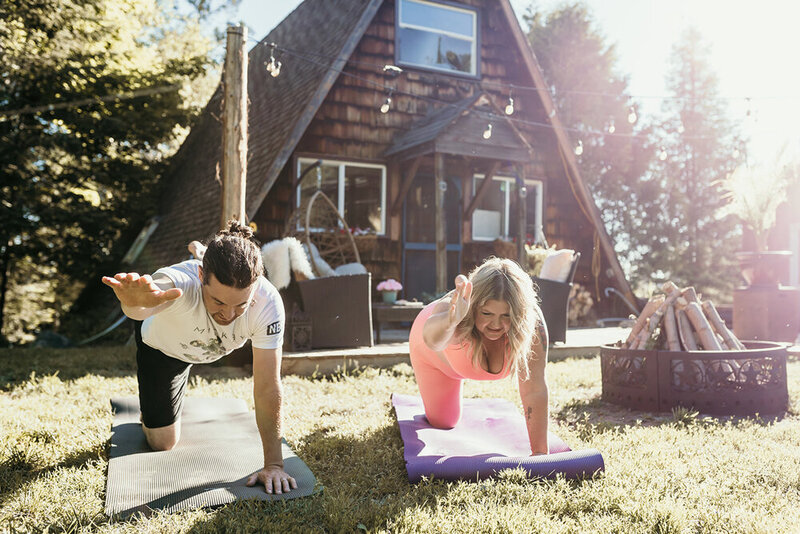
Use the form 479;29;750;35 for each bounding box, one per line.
453;257;542;379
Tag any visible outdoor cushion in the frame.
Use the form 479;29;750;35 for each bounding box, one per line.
539;249;575;282
392;393;604;482
334;262;368;275
105;396;317;519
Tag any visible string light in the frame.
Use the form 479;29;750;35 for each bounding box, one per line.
627;107;637;124
658;147;667;161
504;94;514;115
574;140;583;156
732;148;740;159
482;123;493;139
608;120;615;134
380;91;392;113
265;44;281;77
383;64;403;75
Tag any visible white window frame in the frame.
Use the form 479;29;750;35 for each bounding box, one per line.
296;157;387;236
791;222;800;286
471;174;544;243
397;0;478;76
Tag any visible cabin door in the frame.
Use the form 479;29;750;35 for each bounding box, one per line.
402;174;461;300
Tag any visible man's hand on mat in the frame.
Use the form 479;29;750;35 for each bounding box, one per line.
448;274;472;326
102;273;182;309
247;465;297;494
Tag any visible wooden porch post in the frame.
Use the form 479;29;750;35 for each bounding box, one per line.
221;24;248;228
435;153;447;293
517;165;527;264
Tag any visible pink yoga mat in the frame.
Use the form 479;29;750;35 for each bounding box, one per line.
392;393;604;482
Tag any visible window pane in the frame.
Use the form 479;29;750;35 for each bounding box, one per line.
400;0;474;37
344;166;383;233
472;177;507;240
397;27;473;74
297;162;338;217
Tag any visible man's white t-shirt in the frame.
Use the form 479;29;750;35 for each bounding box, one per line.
141;260;284;363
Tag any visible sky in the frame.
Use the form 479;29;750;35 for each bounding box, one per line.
229;0;800;166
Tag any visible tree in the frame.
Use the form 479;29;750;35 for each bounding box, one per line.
0;0;217;343
645;27;741;298
524;2;658;295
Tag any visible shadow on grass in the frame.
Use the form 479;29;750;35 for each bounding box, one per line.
555;394;791;442
0;346;138;390
0;440;106;507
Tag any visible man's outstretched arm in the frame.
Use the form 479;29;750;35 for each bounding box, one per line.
247;346;297;494
101;272;182;320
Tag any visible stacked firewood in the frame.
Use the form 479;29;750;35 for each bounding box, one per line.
625;282;746;351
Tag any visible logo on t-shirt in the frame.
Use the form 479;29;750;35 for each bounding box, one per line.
266;321;282;335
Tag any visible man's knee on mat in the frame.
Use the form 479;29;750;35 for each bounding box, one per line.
143;423;180;451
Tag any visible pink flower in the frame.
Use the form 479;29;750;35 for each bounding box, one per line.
377;278;402;291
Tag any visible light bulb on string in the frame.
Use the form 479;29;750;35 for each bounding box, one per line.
659;147;667;161
574;140;583;156
627;107;637;124
380;92;392;114
482;123;493;140
677;123;685;134
733;148;740;159
504;95;514;115
608;120;615;134
265;45;281;77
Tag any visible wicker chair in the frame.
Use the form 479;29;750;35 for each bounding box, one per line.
532;252;581;345
282;191;373;350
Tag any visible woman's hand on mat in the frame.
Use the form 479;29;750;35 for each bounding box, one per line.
247;465;297;494
448;274;472;327
102;273;182;309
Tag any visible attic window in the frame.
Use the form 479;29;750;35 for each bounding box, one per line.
396;0;478;77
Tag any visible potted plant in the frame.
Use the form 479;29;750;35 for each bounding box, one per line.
721;161;791;287
377;278;403;304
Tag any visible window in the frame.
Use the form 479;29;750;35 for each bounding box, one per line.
296;158;386;235
471;174;543;243
396;0;478;76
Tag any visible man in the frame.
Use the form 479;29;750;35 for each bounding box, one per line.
102;220;296;494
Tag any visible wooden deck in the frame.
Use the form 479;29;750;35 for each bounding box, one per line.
281;326;630;376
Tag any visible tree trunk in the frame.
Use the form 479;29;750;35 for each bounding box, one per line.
0;246;10;342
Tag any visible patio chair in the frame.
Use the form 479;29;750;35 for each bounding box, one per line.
282;191;373;349
532;251;581;344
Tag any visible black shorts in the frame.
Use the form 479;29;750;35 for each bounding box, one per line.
134;321;193;428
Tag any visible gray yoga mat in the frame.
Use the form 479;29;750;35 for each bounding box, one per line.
105;396;317;519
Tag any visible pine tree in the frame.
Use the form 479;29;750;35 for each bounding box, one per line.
646;27;741;298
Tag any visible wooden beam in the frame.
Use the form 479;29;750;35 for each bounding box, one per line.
517;165;526;264
390;156;422;216
435;153;447;293
221;24;247;228
463;161;501;220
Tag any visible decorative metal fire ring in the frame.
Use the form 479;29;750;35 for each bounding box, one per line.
600;341;789;415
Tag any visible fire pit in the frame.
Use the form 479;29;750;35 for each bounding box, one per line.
600;341;788;415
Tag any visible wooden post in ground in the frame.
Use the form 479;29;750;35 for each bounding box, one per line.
434;153;447;294
221;24;248;228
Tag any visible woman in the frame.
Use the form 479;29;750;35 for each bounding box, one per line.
409;257;549;455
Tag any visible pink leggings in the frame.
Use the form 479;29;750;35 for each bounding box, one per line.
410;356;465;429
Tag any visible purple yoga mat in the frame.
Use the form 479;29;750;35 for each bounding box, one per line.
392;393;604;482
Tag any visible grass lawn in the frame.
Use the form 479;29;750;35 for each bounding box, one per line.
1;345;799;533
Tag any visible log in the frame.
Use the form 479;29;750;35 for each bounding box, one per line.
682;286;699;303
647;290;682;334
684;302;722;350
702;300;746;350
662;281;680;295
663;305;681;351
626;295;664;347
677;309;699;350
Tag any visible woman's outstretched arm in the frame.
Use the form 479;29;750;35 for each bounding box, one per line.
518;318;549;455
422;274;472;351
